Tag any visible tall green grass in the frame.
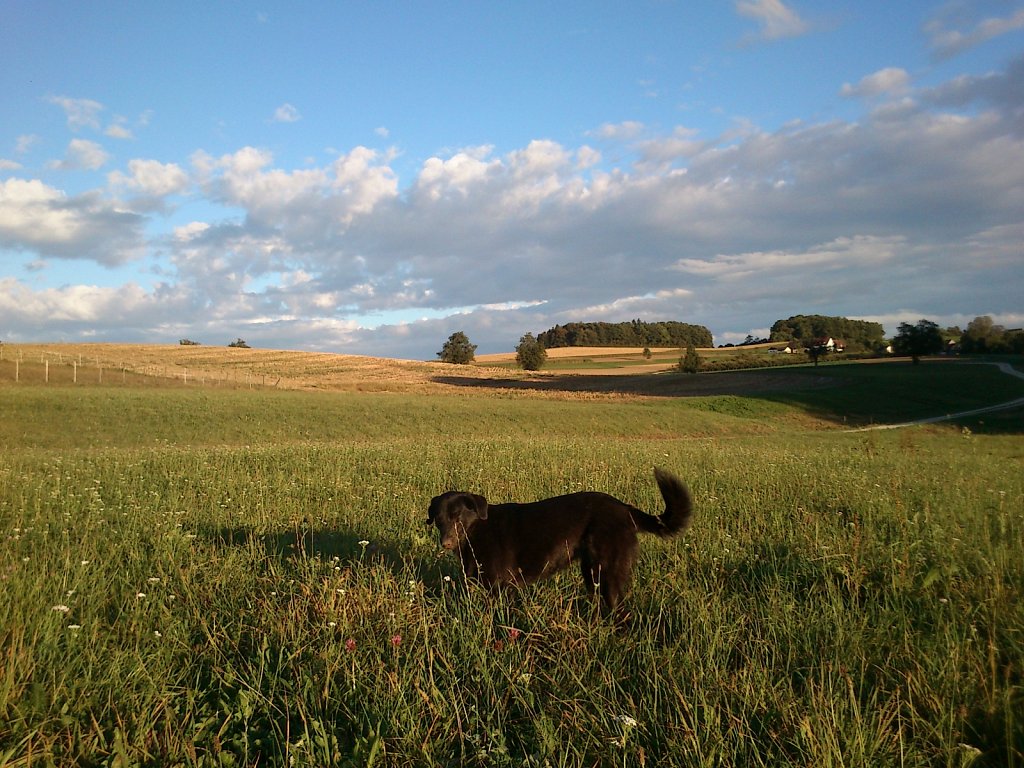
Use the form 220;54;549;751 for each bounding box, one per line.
1;383;1022;766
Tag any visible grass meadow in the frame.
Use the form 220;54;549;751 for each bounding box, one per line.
1;350;1022;766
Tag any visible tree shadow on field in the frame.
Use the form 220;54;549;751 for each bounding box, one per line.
436;363;1024;433
195;524;464;592
433;368;835;399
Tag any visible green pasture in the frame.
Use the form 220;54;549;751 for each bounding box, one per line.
1;361;1022;766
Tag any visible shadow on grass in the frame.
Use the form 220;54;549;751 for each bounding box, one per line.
433;366;835;399
195;524;464;592
436;359;1024;433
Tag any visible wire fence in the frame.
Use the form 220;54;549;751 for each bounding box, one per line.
0;346;278;389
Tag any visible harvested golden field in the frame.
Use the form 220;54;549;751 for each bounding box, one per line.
0;342;520;395
0;341;835;401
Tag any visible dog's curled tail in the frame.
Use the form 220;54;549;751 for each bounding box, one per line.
632;467;694;538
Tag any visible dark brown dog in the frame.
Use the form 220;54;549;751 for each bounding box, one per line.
426;468;693;613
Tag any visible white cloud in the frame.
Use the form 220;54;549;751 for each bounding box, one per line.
576;145;602;169
15;134;40;154
736;0;809;41
46;95;104;130
673;236;906;279
48;139;110;171
415;148;501;200
0;178;143;264
109;159;189;197
0;159;22;171
329;146;399;215
636;126;706;167
840;68;912;100
592;121;646;141
174;221;211;241
105;120;134;140
5;57;1023;356
272;103;301;123
575;289;696;320
922;54;1024;113
926;7;1024;58
0;280;143;322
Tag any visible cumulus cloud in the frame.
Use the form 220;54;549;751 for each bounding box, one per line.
0;178;144;264
5;56;1024;355
841;68;912;100
192;145;397;235
0;276;218;343
47;139;110;171
635;126;706;168
108;159;190;197
922;53;1024;112
736;0;810;41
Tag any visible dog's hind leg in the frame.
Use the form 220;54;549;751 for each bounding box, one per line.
597;543;639;621
579;552;601;599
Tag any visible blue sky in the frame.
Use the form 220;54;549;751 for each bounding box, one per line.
2;1;1023;357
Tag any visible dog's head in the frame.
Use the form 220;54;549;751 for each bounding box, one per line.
426;491;488;550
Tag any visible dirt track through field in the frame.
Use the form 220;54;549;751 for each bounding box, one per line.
848;362;1024;431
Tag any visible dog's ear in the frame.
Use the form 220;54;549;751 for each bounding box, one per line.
468;493;488;520
425;494;444;525
425;499;436;525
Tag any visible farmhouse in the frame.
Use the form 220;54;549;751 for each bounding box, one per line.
810;337;845;353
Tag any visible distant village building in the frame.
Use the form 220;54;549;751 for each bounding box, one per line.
810;337;845;353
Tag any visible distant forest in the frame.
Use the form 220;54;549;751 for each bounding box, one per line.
537;320;713;349
533;315;890;352
769;315;887;352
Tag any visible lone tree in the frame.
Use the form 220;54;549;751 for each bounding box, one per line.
227;338;250;348
515;333;547;371
893;319;943;364
437;331;477;364
961;315;1004;353
678;343;702;374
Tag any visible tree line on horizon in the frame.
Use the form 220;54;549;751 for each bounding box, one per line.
536;320;713;349
530;316;884;352
436;314;1021;368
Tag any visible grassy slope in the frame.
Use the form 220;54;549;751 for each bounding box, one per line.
1;345;1022;766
